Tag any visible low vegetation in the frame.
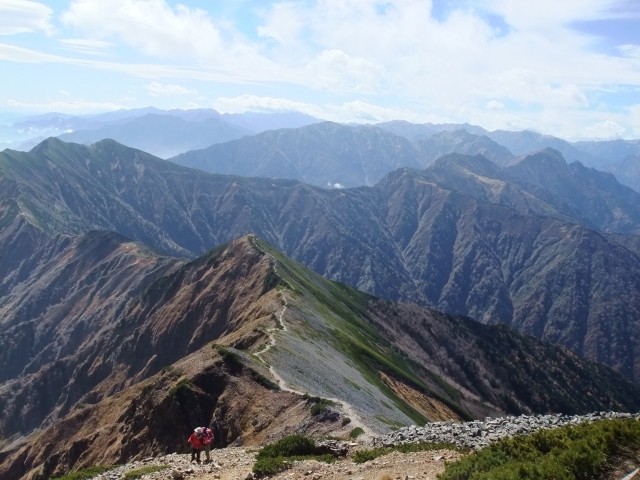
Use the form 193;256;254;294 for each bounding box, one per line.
123;465;169;480
349;427;365;438
52;466;117;480
438;419;640;480
168;377;193;397
253;435;335;477
354;441;464;464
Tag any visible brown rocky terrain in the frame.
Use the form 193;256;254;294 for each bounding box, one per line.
2;233;640;480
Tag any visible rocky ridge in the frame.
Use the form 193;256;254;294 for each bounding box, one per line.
372;411;640;450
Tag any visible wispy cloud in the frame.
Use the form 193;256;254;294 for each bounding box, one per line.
58;38;115;56
6;99;127;111
145;81;197;96
0;0;54;35
1;0;640;139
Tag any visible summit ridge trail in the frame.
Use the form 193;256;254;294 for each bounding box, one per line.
254;252;368;435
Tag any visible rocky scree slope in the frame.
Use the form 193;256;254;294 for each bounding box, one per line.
3;234;640;480
373;411;639;450
3;138;640;381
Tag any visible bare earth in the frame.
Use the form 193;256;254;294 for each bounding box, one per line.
91;447;461;480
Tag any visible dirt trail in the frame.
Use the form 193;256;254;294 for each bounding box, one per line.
88;447;462;480
255;254;369;436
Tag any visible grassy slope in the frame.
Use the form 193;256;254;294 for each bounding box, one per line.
250;236;474;429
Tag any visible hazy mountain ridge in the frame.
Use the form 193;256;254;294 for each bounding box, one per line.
3;138;640;381
170;121;427;188
57;113;253;158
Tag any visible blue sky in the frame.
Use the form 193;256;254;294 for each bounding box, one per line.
1;0;640;140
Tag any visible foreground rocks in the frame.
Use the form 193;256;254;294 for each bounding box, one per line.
372;411;640;450
80;447;458;480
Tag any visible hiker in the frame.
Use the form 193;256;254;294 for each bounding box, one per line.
188;427;203;463
202;426;213;462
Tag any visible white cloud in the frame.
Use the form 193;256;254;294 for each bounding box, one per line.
212;95;445;124
487;100;505;110
58;38;114;56
581;119;626;139
145;81;197;96
0;0;54;35
1;0;640;139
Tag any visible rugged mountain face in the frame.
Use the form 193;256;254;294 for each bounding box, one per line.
609;154;640;193
58;113;252;158
424;150;640;235
3;139;640;381
221;111;320;133
170;121;426;188
375;120;489;142
477;130;601;167
415;130;513;166
2;233;640;480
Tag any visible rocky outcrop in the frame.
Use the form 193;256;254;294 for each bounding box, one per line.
372;412;639;450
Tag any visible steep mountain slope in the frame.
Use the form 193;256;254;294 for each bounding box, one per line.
424;150;640;235
375;120;489;142
609;154;640;193
221;111;320;133
573;139;640;165
415;130;513;166
3;139;640;380
170;121;426;188
472;130;603;167
2;233;640;480
58;114;252;158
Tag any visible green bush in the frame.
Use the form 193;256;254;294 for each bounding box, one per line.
216;345;243;366
253;457;292;477
249;368;280;390
123;465;169;480
354;441;463;464
168;378;192;397
52;466;117;480
309;398;337;416
257;435;316;459
342;417;352;426
349;427;365;438
438;419;640;480
253;435;336;477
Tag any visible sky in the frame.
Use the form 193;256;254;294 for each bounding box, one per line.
1;0;640;140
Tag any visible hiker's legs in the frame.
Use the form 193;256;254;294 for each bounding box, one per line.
204;444;211;462
191;448;201;462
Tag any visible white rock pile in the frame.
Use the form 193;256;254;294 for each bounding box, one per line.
372;411;640;450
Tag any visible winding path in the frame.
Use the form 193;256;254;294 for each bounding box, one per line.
254;253;369;435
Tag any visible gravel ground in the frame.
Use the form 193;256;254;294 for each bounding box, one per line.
86;447;459;480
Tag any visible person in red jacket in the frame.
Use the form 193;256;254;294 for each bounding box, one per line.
201;426;213;463
188;427;203;463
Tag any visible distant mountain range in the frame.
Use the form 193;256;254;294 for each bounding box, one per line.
3;138;640;383
0;108;322;157
58;114;253;158
171;121;426;188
